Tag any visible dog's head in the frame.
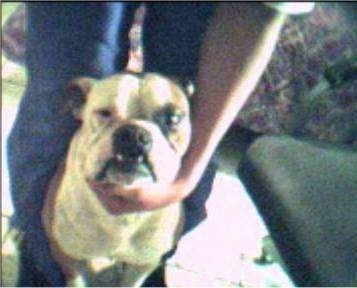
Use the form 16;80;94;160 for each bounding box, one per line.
67;73;193;190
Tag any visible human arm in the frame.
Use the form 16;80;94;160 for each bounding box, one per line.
175;3;287;194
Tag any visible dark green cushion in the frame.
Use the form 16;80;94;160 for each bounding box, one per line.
238;135;357;286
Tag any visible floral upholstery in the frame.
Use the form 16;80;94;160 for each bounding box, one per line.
236;3;357;146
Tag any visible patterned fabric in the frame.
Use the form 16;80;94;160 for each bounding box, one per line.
3;3;356;145
2;4;26;65
236;3;357;146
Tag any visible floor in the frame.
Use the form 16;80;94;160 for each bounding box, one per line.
1;55;293;286
165;129;293;287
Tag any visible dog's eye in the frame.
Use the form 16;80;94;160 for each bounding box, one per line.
162;105;185;128
165;112;183;127
95;109;112;120
154;105;185;136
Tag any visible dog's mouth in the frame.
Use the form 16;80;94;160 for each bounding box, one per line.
94;153;157;185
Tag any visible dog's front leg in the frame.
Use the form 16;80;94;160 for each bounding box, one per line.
66;274;86;287
63;260;91;287
119;262;159;287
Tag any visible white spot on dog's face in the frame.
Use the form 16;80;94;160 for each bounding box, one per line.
141;75;175;106
81;74;140;122
73;73;191;189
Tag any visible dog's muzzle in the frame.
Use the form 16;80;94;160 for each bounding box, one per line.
95;124;156;183
113;124;153;160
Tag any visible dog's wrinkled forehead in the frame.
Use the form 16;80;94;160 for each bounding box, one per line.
86;73;189;119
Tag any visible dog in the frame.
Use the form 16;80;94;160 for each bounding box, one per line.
42;72;194;286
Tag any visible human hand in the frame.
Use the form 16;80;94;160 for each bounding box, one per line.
90;177;192;215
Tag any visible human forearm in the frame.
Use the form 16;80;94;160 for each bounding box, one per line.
177;3;287;191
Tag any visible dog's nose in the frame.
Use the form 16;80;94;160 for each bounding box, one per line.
113;124;153;158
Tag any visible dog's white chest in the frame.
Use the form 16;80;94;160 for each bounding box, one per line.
52;182;182;265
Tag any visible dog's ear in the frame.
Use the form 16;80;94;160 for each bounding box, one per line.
181;79;195;98
172;77;195;98
66;77;95;119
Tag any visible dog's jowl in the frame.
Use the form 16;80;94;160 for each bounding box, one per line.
42;73;193;287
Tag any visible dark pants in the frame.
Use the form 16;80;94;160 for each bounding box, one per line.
8;3;217;286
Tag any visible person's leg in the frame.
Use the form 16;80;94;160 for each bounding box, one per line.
142;2;218;235
143;3;216;81
7;3;138;286
141;5;218;286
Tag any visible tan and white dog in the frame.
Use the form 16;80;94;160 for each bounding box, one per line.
42;73;193;287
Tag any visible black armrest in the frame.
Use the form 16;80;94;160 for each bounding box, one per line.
238;135;357;286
